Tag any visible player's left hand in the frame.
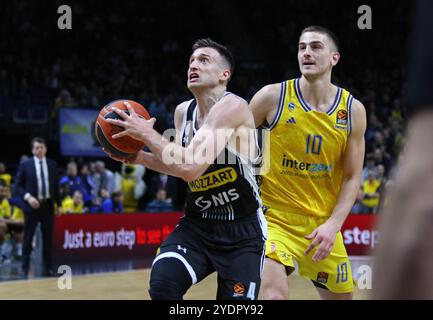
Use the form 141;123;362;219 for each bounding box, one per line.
304;222;339;262
108;101;156;141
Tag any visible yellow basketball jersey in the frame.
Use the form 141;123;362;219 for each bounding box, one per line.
260;78;354;218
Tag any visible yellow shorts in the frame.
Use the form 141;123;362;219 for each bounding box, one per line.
265;207;354;293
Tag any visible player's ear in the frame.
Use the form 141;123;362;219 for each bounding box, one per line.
331;52;340;67
221;69;231;82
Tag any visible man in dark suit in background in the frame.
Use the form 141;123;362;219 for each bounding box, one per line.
15;137;60;278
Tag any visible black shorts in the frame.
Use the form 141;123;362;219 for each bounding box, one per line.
153;211;267;300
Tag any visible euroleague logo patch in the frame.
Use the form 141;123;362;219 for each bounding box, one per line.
233;282;246;297
336;109;348;125
316;272;329;284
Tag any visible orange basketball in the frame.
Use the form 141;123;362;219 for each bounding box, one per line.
95;99;151;159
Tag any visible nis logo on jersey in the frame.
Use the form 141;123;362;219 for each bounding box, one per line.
281;154;332;172
188;168;237;192
195;188;239;211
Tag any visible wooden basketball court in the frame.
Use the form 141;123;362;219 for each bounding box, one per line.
0;268;368;299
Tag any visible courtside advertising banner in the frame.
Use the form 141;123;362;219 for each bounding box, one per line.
53;212;183;264
59;108;105;157
53;212;377;264
342;214;379;256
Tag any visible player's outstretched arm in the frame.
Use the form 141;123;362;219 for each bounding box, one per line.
305;99;366;262
108;96;249;182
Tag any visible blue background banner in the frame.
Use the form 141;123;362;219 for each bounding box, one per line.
59;108;106;157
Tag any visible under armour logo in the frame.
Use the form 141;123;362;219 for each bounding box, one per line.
177;245;187;254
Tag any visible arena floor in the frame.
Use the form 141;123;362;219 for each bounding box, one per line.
0;267;369;300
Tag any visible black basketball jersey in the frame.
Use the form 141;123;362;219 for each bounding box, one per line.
179;96;261;221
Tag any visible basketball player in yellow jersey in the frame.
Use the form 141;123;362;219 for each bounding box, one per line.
250;26;366;300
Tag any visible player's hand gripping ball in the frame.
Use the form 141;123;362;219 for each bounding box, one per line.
95;100;151;159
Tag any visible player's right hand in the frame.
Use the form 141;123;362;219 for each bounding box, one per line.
102;148;139;164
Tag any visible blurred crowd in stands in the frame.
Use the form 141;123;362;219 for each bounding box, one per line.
0;0;412;262
0;158;178;263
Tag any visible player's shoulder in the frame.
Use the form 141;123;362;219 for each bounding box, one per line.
175;99;193;115
219;92;249;113
224;92;247;104
208;92;251;127
251;82;283;106
349;97;366;119
174;99;194;128
349;97;367;135
259;83;282;97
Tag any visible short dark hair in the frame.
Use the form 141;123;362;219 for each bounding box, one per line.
300;25;340;51
31;137;46;148
192;38;235;78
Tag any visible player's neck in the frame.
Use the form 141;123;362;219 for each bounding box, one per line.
300;75;336;110
194;86;226;118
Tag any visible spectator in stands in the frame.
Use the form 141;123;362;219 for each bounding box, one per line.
388;117;404;157
365;113;383;149
361;155;377;182
93;161;115;204
59;161;82;196
377;164;387;185
1;195;24;262
0;179;10;219
372;131;385;151
0;180;10;262
7;198;24;261
372;147;393;172
150;173;169;199
119;163;146;213
51;89;76;119
59;182;71;202
360;171;382;214
100;190;124;214
0;221;7;263
79;162;95;210
145;188;173;213
61;190;85;214
0;163;12;187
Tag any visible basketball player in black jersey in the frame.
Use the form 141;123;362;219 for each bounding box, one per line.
104;38;267;300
